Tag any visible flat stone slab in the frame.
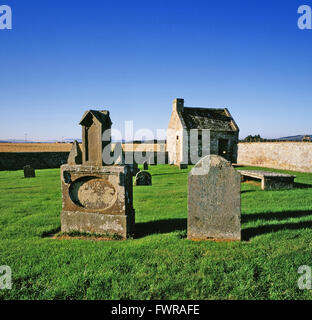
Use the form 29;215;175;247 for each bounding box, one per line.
238;170;296;190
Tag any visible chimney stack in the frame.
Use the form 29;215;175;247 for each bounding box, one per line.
172;98;184;113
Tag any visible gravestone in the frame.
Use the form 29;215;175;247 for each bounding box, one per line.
135;170;152;186
61;164;134;238
187;155;241;241
23;165;35;178
179;163;188;169
143;161;148;170
67;140;82;165
60;110;135;239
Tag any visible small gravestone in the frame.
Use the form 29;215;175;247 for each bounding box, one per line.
179;163;188;169
23;165;35;178
67;140;82;165
187;155;241;241
135;170;152;186
143;161;148;170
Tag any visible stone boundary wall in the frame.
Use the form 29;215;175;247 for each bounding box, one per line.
237;142;312;173
0;152;69;171
0;151;169;171
0;142;166;153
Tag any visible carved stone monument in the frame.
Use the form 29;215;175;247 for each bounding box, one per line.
187;155;241;241
60;110;135;239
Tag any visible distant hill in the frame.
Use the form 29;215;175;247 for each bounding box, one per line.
0;139;166;144
277;135;312;141
0;139;82;143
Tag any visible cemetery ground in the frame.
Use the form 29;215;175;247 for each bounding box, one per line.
1;165;312;300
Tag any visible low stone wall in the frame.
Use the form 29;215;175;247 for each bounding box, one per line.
0;151;169;171
237;142;312;173
0;152;69;171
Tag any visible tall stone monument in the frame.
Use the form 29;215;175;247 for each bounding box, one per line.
187;155;241;241
60;110;135;239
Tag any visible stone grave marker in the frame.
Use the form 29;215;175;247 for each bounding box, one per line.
23;165;35;178
67;140;82;165
187;155;241;241
60;110;135;239
135;170;152;186
179;163;188;169
143;161;148;170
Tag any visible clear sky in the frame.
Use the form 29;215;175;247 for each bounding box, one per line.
0;0;311;141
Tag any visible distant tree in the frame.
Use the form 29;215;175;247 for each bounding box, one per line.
243;134;263;142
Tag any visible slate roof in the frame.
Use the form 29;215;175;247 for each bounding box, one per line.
179;107;238;132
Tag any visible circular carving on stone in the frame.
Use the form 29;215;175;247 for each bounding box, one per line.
69;176;117;210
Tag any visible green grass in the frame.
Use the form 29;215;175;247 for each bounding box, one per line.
1;164;312;300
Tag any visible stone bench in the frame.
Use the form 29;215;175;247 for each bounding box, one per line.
238;170;296;190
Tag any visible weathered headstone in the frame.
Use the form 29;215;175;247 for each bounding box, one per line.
135;170;152;186
67;140;82;165
143;161;148;170
187;155;241;241
23;165;35;178
179;163;188;169
60;110;135;239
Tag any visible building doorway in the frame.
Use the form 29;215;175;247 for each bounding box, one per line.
218;139;229;160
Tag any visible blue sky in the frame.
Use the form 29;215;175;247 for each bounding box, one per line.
0;0;311;141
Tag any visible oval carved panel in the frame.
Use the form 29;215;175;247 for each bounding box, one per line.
69;176;117;210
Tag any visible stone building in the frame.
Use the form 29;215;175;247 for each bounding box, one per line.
167;98;239;166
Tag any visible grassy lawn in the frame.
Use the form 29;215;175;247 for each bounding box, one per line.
1;164;312;300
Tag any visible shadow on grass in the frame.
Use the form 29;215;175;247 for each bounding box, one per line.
152;172;188;177
242;220;312;241
241;190;257;194
242;210;312;222
135;218;187;238
241;182;312;192
5;186;40;190
294;182;312;189
41;227;61;238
